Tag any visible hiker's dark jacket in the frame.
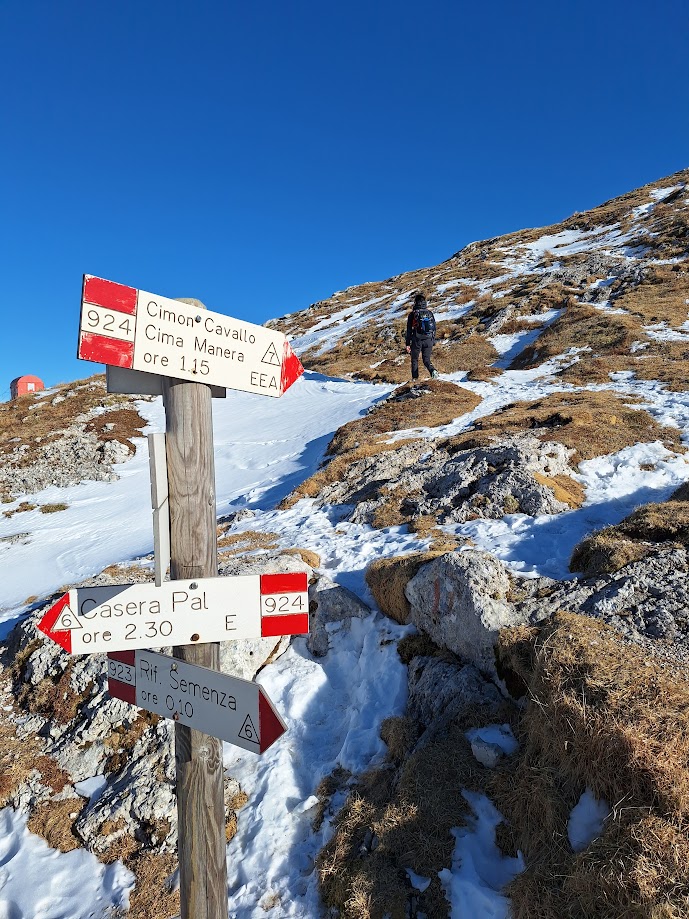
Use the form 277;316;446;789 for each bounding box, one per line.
405;309;436;347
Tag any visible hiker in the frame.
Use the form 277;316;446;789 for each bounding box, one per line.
405;292;438;380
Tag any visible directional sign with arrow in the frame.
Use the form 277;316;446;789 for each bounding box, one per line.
38;572;309;654
107;649;287;754
77;275;304;397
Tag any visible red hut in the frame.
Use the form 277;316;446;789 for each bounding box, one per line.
10;375;45;399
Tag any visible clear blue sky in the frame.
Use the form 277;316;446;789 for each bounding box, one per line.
1;0;688;392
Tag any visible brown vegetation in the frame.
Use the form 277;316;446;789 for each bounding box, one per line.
280;547;322;568
365;552;444;624
443;390;684;465
570;485;689;575
318;706;516;918
0;376;146;466
27;798;84;852
612;264;689;327
406;515;465;551
103;712;162;774
532;473;586;509
216;529;280;552
3;501;37;518
329;381;481;456
509;303;645;372
301;320;407;383
0;706;47;806
494;611;689;918
83;406;146;451
15;658;92;725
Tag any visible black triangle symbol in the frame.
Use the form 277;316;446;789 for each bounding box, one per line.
239;714;259;744
261;343;281;366
55;605;83;630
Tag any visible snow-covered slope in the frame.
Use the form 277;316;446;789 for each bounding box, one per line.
1;168;689;918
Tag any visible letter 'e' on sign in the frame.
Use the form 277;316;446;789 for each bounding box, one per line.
78;275;304;397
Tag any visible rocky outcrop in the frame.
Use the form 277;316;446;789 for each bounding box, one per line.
406;655;505;743
0;429;131;497
404;550;524;677
515;545;689;651
0;550;318;857
310;433;575;530
372;544;689;685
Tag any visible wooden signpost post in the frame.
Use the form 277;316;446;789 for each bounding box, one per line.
68;275;305;919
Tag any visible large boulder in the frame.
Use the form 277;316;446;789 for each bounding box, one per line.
404;549;524;676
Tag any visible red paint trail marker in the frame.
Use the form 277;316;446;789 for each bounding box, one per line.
78;274;304;397
107;649;287;754
38;572;308;654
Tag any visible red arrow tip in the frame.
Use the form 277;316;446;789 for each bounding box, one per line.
37;593;72;653
280;340;304;395
258;689;287;753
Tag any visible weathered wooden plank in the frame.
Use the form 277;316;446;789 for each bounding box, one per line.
148;432;170;587
162;374;227;919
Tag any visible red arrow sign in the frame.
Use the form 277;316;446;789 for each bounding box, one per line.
107;649;286;754
78;275;304;397
37;572;309;655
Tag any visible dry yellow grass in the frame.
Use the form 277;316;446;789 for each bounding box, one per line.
318;712;517;918
281;547;321;568
434;333;502;379
365;552;444;624
27;798;84;852
329;381;481;456
16;659;92;725
123;851;180;919
494;611;689;918
406;515;465;551
533;473;586;508
0;708;50;806
3;501;37;518
301;320;406;383
216;529;280;552
570;493;689;575
103;712;161;774
510;303;645;371
613;264;689;327
443;390;684;464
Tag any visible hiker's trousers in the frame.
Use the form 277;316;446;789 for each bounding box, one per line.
411;338;435;379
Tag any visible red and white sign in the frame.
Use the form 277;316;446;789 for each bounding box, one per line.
38;572;309;654
107;649;286;754
78;275;304;397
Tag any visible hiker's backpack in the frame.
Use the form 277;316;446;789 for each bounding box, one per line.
412;308;435;336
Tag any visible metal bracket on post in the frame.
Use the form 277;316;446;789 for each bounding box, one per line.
148;432;170;587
